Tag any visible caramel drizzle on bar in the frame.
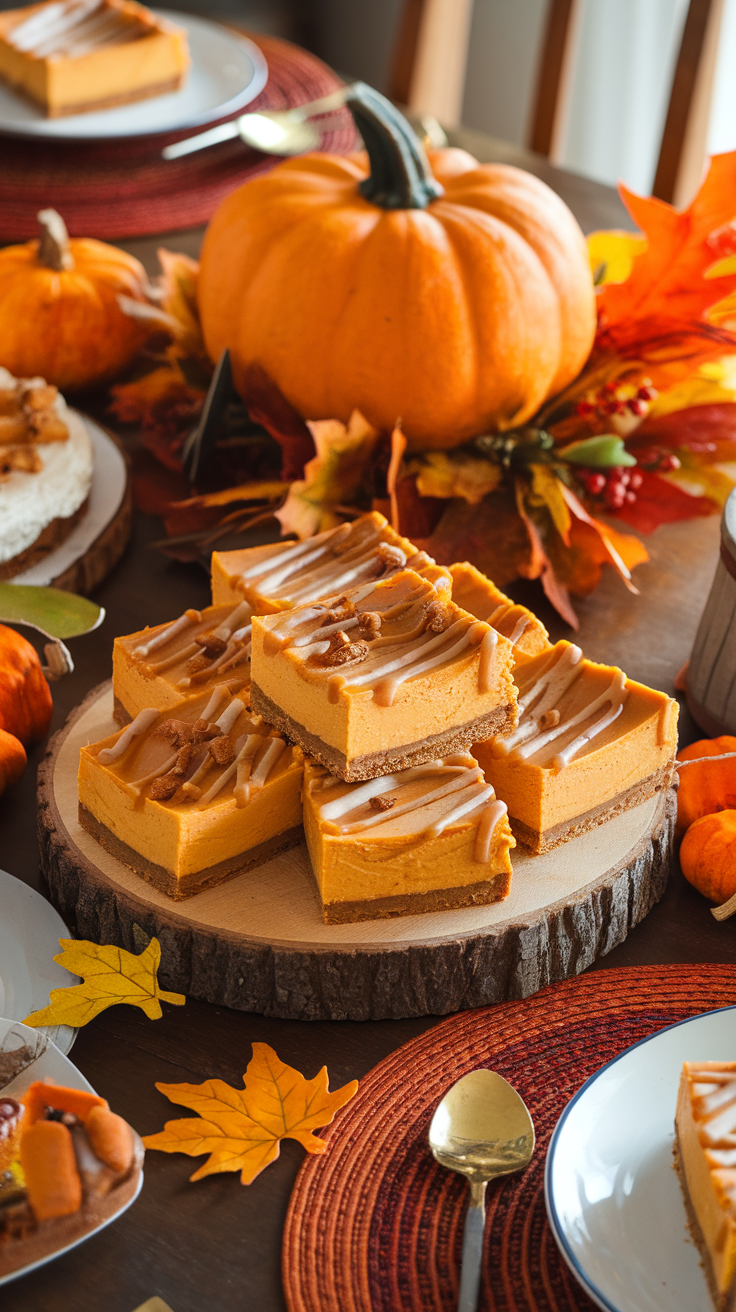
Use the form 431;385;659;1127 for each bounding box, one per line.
235;514;432;606
263;578;500;707
9;0;154;58
685;1064;736;1193
494;643;628;770
132;601;252;688
97;686;288;809
313;753;508;862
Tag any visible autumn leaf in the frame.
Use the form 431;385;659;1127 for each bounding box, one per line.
239;363;315;482
649;357;736;417
527;464;571;543
162;482;288;538
586;229;647;285
607;468;717;533
143;1042;358;1185
23;938;185;1029
411;450;502;505
276;410;380;539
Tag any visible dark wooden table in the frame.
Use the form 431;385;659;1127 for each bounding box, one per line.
4;129;734;1312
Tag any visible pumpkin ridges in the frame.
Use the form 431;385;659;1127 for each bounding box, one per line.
676;734;736;834
680;809;736;903
0;728;26;793
0;625;52;748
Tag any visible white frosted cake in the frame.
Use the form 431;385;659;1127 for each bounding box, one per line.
0;367;92;579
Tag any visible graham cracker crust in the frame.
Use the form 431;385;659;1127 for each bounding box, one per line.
78;803;302;901
510;764;676;855
37;76;186;118
250;684;514;782
673;1128;736;1312
319;870;512;924
113;695;132;727
0;495;88;581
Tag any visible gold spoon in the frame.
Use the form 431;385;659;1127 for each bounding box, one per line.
428;1069;535;1312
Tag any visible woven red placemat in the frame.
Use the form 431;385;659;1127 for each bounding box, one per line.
0;34;357;240
283;964;736;1311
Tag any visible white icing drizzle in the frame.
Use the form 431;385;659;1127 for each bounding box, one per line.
10;0;149;59
686;1066;736;1194
201;684;232;722
314;754;509;861
133;609;200;660
215;697;246;735
212;600;251;640
97;707;159;763
508;615;530;647
128;750;178;797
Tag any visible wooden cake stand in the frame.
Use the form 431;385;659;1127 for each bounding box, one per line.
38;683;677;1021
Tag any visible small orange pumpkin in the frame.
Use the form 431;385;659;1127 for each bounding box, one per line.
0;623;53;747
0;727;26;792
198;83;596;451
680;810;736;903
676;735;736;834
0;209;152;392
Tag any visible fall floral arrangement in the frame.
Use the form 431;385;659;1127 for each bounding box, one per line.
111;141;736;629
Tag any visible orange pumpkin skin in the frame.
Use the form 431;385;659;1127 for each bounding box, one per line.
198;147;596;451
680;809;736;903
0;235;150;392
0;727;26;792
676;735;736;834
0;624;53;747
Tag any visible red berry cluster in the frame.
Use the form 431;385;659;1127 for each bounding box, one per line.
575;381;657;423
579;451;681;510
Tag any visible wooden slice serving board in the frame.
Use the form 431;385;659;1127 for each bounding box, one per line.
38;682;677;1021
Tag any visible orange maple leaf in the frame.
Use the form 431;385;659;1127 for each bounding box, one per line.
142;1042;358;1185
597;152;736;366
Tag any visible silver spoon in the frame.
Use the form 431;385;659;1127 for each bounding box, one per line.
429;1069;535;1312
162;86;351;160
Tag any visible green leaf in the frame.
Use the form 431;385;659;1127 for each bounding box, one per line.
0;584;104;639
558;436;637;468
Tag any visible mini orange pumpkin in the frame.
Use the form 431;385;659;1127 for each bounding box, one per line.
676;735;736;834
0;209;152;392
0;728;26;793
680;809;736;903
0;623;53;747
198;83;596;451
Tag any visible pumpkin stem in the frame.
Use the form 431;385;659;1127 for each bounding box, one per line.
36;208;74;272
345;82;444;210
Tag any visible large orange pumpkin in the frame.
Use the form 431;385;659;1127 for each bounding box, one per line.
0;623;53;747
0;209;152;392
680;809;736;904
676;735;736;834
198;84;597;452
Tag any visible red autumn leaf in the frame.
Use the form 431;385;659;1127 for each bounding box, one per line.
634;401;736;456
607;469;717;533
515;488;579;628
419;488;537;588
595;153;736;370
239;363;315;482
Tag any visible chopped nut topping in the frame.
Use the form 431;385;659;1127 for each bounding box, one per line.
152;719;194;748
357;611;381;639
173;742;196;775
193;718;221;742
539;709;561;729
148;772;181;801
323;596;355;624
195;632;228;658
0;446;42;476
316;635;370;667
424;599;453;633
208;736;236;766
369;794;396;812
375;543;406;572
185;653;211;675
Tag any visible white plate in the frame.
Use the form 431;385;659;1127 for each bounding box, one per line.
544;1005;736;1311
11;413;125;589
0;12;268;140
0;868;78;1054
0;1017;143;1287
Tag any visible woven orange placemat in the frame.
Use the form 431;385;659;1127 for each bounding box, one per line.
283;964;736;1311
0;34;357;240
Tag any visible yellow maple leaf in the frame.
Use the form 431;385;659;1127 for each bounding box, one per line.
412;450;502;505
143;1042;358;1184
527;463;571;543
275;410;380;539
23;938;185;1029
586;229;647;285
649;356;736;417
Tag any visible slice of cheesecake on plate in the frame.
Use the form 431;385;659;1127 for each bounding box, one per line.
474;639;678;853
78;685;303;899
249;567;518;782
675;1061;736;1311
303;753;514;923
112;600;252;724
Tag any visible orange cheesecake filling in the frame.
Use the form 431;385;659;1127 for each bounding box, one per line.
448;561;551;662
677;1062;736;1302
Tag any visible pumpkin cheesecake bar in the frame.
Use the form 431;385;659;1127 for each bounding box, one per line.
303;754;514;923
249;567;517;782
448;561;551;662
78;685;303;899
474;640;678;853
210;511;434;613
112;599;252;724
0;0;190;117
675;1062;736;1311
